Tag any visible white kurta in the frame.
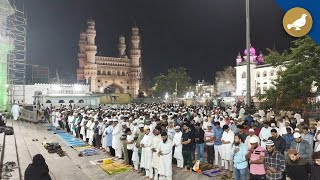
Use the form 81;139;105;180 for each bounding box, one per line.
140;133;153;170
259;127;272;148
132;142;139;163
158;139;173;178
101;124;107;149
173;131;183;160
86;120;92;139
151;135;162;169
55;112;61;126
89;122;95;145
221;130;234;160
11;104;20;120
80;119;87;141
112;124;122;150
51;111;56;126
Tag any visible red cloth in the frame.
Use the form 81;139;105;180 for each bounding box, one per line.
254;128;261;136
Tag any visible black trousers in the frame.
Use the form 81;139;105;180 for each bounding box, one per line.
250;174;266;180
127;149;133;165
58;120;64;129
109;146;115;156
206;145;214;164
65;120;70;132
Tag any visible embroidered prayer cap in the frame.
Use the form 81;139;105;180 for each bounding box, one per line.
249;136;259;144
265;140;275;146
175;126;180;129
121;122;127;126
271;123;276;127
249;128;254;132
293;132;301;138
300;119;304;122
138;124;144;128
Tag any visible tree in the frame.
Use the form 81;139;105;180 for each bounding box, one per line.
214;66;236;96
260;36;320;110
152;67;192;97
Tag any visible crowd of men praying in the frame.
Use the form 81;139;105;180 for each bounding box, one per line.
45;103;320;180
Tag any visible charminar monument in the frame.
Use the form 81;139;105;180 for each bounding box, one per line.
77;18;142;98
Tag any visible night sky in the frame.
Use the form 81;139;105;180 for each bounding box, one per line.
24;0;293;83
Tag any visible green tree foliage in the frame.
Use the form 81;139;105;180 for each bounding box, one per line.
260;36;320;110
152;67;192;97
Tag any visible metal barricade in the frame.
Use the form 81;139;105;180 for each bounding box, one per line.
20;108;40;123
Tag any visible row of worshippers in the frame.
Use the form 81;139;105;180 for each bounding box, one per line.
46;104;319;179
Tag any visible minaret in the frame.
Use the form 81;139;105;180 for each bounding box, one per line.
130;27;141;66
130;26;142;98
85;18;97;64
118;35;126;57
236;52;242;65
84;17;97;92
77;32;87;81
78;32;87;68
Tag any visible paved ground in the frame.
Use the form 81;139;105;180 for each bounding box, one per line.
4;120;216;180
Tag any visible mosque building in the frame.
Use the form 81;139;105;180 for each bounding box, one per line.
76;18;142;98
235;45;281;100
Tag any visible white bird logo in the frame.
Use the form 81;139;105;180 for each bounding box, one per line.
287;14;307;31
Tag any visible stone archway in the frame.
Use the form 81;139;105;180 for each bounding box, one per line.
104;83;124;94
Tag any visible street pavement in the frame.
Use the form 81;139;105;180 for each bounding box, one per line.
5;120;215;180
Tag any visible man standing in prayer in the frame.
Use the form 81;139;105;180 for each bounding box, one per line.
140;126;153;178
290;132;312;162
221;125;234;174
259;121;272;148
237;125;248;142
136;124;145;173
231;134;248;180
286;149;311;180
173;126;183;168
158;131;173;180
194;123;205;162
150;126;162;180
106;119;114;156
268;129;286;155
245;128;260;150
121;122;129;164
247;136;266;180
204;124;214;164
301;127;313;147
265;140;286;180
297;119;307;132
213;121;223;169
11;102;20;121
126;128;134;166
181;124;193;171
112;119;123;159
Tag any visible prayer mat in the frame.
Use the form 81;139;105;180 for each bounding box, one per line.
90;158;131;175
73;145;93;151
79;149;98;156
56;132;86;147
202;168;228;178
98;162;132;175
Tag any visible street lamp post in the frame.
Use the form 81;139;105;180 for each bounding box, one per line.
246;0;251;108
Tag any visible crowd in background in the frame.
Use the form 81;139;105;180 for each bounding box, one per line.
42;102;320;180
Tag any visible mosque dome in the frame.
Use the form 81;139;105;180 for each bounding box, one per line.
244;45;256;56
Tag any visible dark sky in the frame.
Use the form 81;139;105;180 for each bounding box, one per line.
24;0;293;83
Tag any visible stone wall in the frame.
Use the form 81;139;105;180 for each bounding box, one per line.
100;93;132;104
